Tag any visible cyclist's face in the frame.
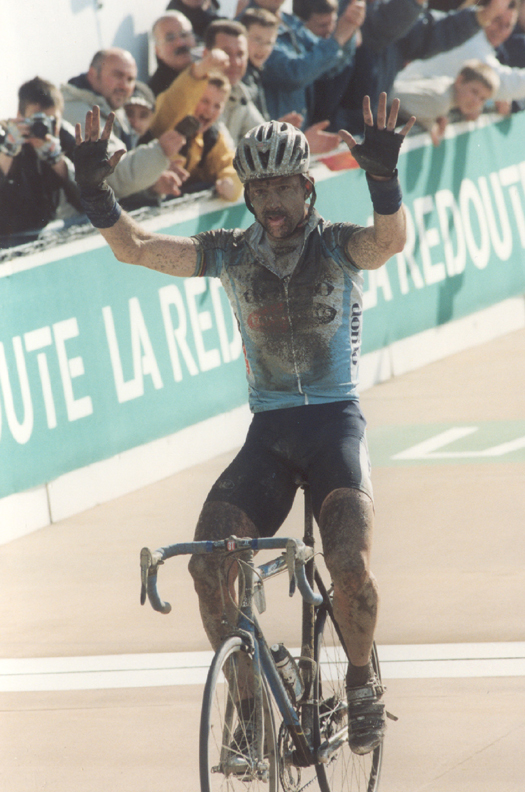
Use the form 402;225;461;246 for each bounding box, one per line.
247;175;309;240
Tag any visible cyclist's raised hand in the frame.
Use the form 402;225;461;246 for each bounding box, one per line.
74;105;126;190
339;92;415;179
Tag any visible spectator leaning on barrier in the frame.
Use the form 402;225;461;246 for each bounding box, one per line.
0;77;82;248
338;0;511;134
166;0;223;41
395;59;500;146
149;11;198;96
61;48;186;200
393;0;525;117
172;74;243;201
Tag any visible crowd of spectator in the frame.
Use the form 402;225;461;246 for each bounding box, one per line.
1;0;525;248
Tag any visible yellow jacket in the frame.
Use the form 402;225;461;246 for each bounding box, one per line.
149;67;242;202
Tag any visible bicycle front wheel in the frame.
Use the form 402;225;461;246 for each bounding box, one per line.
314;606;383;792
200;635;278;792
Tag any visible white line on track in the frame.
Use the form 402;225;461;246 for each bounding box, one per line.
1;643;524;693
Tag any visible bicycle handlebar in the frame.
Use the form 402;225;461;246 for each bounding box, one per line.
140;536;323;614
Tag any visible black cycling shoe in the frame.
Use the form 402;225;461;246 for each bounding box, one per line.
224;721;257;775
346;675;386;755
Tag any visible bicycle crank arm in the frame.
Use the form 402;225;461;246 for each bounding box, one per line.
316;725;349;764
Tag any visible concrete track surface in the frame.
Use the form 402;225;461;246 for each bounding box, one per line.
1;328;524;792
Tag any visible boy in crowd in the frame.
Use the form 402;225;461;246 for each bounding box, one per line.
124;81;157;146
238;11;342;150
240;7;301;123
395;59;500;145
122;81;190;207
172;74;242;201
0;77;82;248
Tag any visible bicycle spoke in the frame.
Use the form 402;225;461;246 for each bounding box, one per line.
200;637;278;792
315;607;382;792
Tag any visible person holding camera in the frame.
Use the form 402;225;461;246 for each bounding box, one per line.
0;77;83;248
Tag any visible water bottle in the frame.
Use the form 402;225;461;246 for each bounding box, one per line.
271;643;304;704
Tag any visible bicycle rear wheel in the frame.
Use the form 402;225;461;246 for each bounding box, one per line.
200;635;278;792
314;606;383;792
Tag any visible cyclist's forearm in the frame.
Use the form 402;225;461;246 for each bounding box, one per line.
98;210;198;277
349;205;407;270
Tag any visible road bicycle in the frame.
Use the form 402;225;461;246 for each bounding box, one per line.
140;483;383;792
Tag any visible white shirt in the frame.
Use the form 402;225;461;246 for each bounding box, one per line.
394;30;525;103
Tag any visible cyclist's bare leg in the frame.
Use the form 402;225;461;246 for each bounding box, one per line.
189;501;259;698
318;486;378;685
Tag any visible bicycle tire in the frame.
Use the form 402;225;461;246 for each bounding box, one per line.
200;635;279;792
314;606;383;792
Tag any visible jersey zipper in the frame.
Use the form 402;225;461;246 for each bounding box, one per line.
282;277;309;404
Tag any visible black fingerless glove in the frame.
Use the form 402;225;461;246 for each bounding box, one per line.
351;125;405;179
73;137;122;229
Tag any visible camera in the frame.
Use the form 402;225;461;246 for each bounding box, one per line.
25;113;56;139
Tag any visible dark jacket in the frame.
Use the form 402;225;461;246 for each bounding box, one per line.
166;0;222;40
0;125;81;248
339;1;483;133
149;60;183;97
242;62;270;120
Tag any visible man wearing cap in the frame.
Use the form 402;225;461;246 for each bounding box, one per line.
124;82;157;147
73;95;415;760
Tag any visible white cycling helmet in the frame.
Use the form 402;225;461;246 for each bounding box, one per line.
233;121;310;184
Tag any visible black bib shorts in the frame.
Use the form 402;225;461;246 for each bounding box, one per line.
204;400;373;536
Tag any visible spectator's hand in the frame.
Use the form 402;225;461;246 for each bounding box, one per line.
158;129;187;158
216;177;238;201
168;161;190;183
333;0;366;46
430;116;448;147
234;0;249;16
32;134;63;165
305;121;341;154
0;119;28;158
476;0;513;28
278;112;304;128
152;170;184;197
339;93;416;179
494;100;512;116
74;105;125;189
192;48;230;79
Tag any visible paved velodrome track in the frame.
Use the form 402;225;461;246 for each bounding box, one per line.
1;328;524;791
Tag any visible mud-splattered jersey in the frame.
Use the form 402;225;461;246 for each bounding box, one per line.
192;209;365;413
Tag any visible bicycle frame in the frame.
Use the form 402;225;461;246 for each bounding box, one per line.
140;486;357;778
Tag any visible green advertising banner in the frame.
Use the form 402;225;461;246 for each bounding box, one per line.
1;115;524;500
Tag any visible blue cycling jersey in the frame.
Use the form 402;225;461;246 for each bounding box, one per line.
193;209;365;413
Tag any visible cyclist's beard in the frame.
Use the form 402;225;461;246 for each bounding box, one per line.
258;208;306;240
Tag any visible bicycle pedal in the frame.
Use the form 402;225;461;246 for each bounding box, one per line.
386;710;399;722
